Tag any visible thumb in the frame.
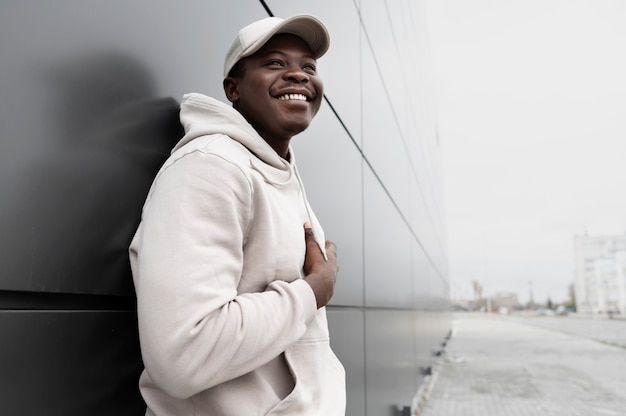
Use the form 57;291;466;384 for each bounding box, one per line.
303;222;327;260
303;222;314;240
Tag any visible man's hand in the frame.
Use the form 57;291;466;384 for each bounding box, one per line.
302;222;338;309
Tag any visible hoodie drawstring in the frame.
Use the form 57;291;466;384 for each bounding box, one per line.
294;165;328;261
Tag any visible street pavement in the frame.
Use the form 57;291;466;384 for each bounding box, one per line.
510;315;626;348
417;314;626;416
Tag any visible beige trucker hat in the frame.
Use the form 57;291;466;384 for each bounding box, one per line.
224;14;330;78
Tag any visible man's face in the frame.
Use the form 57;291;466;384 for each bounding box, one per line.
224;34;324;146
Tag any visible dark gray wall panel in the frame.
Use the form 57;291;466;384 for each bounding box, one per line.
412;240;434;309
0;96;182;295
359;0;410;136
409;176;447;277
0;310;143;416
433;270;449;310
364;169;412;308
327;308;366;416
435;310;453;344
365;310;418;416
361;41;411;219
414;311;437;377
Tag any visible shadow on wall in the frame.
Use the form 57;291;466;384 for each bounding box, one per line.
0;50;185;416
1;51;184;295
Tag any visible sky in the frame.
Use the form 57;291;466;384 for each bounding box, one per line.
423;0;626;304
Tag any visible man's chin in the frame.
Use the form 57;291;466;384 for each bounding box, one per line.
286;122;311;137
279;115;312;135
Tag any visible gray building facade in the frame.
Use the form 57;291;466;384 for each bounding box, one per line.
0;1;450;415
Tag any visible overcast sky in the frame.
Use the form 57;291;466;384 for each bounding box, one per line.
424;0;626;303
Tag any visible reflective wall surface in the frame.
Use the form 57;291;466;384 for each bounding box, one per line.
0;1;450;415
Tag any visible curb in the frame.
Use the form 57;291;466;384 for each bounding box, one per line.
412;363;441;416
412;328;453;415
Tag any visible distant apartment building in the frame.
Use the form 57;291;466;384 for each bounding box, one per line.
574;234;626;315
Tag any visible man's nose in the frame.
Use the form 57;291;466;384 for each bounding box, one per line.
284;67;309;83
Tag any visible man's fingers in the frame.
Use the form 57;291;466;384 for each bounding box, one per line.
326;240;337;254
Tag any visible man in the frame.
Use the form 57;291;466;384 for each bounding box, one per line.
129;14;346;415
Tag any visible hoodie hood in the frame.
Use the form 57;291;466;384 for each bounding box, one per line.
173;93;328;259
175;93;290;171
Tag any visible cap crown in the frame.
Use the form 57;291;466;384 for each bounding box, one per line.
224;15;330;77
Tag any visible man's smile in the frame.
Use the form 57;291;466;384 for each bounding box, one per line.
277;93;308;101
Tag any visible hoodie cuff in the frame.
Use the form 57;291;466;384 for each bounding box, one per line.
291;279;318;325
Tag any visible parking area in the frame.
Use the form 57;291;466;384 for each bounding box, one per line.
418;314;626;416
510;315;626;348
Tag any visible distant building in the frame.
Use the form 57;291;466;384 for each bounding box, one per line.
491;292;521;311
574;234;626;315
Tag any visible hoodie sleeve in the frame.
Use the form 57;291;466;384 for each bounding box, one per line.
130;148;317;399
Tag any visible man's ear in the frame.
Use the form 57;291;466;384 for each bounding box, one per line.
223;77;240;104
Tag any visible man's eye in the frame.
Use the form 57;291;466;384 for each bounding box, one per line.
268;60;283;67
303;64;316;73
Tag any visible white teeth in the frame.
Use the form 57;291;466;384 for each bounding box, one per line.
279;94;307;101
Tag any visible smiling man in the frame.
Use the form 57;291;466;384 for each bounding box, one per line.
129;14;346;416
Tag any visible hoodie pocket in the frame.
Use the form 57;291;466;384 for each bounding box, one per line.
266;339;346;416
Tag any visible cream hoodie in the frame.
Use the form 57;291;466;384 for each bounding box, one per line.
129;93;346;415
